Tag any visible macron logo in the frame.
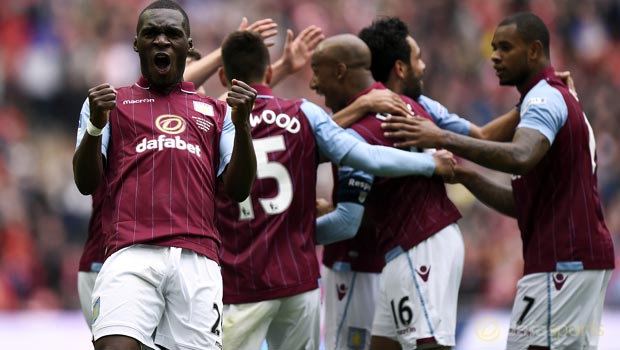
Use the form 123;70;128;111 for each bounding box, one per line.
123;98;155;105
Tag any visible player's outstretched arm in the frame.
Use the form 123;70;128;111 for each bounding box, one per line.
381;116;549;174
183;18;278;88
470;108;520;142
331;89;412;128
270;25;324;86
221;79;257;201
73;84;115;195
307;100;453;178
341;143;456;179
449;165;516;217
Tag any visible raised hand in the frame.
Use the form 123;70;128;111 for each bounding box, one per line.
88;83;117;128
226;79;257;127
362;89;412;118
431;149;456;179
381;115;445;149
280;26;324;74
238;17;278;47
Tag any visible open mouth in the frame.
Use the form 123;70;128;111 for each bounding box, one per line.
153;53;171;73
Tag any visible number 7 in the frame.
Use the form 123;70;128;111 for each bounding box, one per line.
516;296;535;325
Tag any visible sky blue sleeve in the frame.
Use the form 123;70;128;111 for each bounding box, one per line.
302;100;436;177
417;95;471;135
517;84;568;144
316;166;373;245
301;100;357;163
75;98;110;157
218;105;234;177
317;202;365;245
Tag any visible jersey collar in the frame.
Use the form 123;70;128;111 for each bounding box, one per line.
250;84;274;98
135;76;197;95
518;66;559;101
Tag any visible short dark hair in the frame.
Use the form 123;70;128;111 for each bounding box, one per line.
221;31;270;83
137;0;190;36
499;12;550;58
359;17;411;83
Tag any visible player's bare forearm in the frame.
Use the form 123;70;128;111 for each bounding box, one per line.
183;48;222;88
271;26;324;87
473;108;520;141
222;126;256;201
270;59;288;87
222;79;257;201
441;128;549;174
331;99;368;127
74;83;115;194
73;135;104;195
333;89;411;128
456;167;516;217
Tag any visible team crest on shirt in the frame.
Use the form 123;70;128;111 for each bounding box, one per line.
347;327;367;349
552;273;567;291
92;297;100;323
193;101;214;117
337;283;348;300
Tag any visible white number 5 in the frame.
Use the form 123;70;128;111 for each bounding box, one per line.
238;135;293;220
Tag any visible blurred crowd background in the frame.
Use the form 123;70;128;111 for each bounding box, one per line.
0;0;618;321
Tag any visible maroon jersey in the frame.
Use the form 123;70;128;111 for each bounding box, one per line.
103;77;229;262
322;164;385;273
216;85;320;304
347;83;462;259
512;67;615;274
78;183;105;272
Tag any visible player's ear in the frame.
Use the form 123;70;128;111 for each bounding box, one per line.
529;40;543;61
133;37;138;52
394;60;407;79
336;62;347;80
218;67;229;88
188;37;193;49
265;65;273;85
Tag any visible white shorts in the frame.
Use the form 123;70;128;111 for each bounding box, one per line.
91;244;223;350
77;271;99;330
222;288;320;350
322;266;380;350
372;223;464;348
507;269;612;350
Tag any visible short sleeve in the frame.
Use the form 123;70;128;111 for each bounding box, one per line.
517;83;568;144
